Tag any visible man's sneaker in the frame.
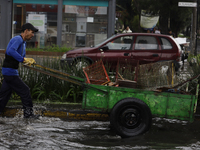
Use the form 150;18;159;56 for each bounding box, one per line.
24;114;40;119
24;107;40;119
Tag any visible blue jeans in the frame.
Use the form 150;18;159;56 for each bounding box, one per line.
0;75;33;113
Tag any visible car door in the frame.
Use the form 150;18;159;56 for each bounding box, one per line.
97;35;135;70
131;35;162;65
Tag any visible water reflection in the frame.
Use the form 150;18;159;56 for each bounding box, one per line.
0;116;200;149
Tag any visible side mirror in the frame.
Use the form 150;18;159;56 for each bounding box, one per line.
99;45;109;51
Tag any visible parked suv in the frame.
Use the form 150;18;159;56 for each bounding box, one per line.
60;33;182;72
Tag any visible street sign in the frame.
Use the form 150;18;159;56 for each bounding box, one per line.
178;2;197;7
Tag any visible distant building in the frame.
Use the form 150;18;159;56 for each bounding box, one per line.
0;0;116;49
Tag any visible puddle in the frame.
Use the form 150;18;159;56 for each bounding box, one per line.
0;116;199;149
0;106;200;149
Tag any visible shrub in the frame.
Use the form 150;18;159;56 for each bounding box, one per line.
26;45;72;53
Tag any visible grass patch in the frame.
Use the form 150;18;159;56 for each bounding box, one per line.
8;100;81;105
26;45;72;52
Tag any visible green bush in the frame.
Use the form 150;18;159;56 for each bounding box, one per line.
26;45;72;52
184;54;200;98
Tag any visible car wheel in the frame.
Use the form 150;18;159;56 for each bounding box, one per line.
73;58;91;76
110;98;152;138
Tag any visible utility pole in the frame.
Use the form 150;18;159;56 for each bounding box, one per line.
193;0;198;56
195;0;199;56
190;0;197;56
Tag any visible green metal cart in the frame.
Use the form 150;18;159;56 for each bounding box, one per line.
24;63;199;138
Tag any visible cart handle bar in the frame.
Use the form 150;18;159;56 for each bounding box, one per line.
23;64;108;94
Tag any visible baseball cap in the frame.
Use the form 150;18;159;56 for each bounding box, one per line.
21;23;39;32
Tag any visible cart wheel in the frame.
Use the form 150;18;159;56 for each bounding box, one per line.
110;98;152;138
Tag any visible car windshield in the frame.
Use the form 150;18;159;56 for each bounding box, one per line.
94;34;117;47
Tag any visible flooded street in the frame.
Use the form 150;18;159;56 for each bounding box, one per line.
0;115;200;150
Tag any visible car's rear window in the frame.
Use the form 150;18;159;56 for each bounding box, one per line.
135;36;158;50
160;37;173;49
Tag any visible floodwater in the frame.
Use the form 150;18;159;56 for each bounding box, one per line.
0;114;200;150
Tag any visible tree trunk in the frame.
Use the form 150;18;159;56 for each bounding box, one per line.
159;15;169;35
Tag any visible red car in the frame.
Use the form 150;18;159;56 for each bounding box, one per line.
60;33;182;72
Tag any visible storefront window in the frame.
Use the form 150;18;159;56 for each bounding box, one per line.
13;4;58;48
62;5;107;48
13;2;108;49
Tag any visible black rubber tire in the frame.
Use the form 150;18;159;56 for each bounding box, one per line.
110;98;152;138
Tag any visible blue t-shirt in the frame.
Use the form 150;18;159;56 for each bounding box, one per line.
2;35;26;76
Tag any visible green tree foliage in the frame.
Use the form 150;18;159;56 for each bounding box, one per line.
156;0;192;36
116;0;138;32
117;0;192;35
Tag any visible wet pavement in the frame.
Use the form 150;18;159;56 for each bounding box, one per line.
0;115;200;150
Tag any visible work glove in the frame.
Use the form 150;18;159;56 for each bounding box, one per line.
23;58;36;65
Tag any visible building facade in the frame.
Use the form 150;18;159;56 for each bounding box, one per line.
0;0;116;49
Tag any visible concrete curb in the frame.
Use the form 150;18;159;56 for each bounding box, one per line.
3;106;200;121
2;107;109;121
44;110;109;121
0;50;64;56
